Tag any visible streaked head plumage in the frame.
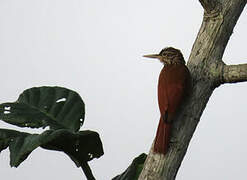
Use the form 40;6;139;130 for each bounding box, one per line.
143;47;185;65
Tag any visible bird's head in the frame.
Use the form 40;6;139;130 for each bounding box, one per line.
143;47;185;65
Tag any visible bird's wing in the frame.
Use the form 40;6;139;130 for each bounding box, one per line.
158;64;191;121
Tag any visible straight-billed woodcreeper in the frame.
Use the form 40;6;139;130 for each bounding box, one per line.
144;47;191;155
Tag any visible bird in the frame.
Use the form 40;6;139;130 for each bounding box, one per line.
143;47;191;155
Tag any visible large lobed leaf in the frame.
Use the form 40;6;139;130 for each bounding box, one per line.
0;86;85;132
0;128;103;167
0;86;104;169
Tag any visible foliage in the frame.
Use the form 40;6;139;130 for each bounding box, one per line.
0;86;103;178
112;153;147;180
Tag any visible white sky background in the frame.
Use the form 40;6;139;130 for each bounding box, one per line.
0;0;246;179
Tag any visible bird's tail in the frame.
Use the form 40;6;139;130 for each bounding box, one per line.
153;118;171;155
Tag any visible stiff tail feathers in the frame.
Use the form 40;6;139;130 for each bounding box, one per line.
153;118;171;155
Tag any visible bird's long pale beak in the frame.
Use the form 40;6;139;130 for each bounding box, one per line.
143;54;161;59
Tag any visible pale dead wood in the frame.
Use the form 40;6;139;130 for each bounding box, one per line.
138;0;246;179
222;64;247;84
199;0;219;15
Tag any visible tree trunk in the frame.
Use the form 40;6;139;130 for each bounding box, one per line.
138;0;247;179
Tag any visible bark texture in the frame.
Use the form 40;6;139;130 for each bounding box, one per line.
138;0;247;179
223;64;247;83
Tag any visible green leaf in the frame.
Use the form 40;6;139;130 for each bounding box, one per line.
0;128;104;167
112;153;147;180
0;86;104;174
0;86;85;132
41;129;104;167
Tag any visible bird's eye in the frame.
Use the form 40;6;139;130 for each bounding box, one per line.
165;52;173;57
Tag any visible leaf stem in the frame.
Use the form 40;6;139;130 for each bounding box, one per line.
80;162;96;180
